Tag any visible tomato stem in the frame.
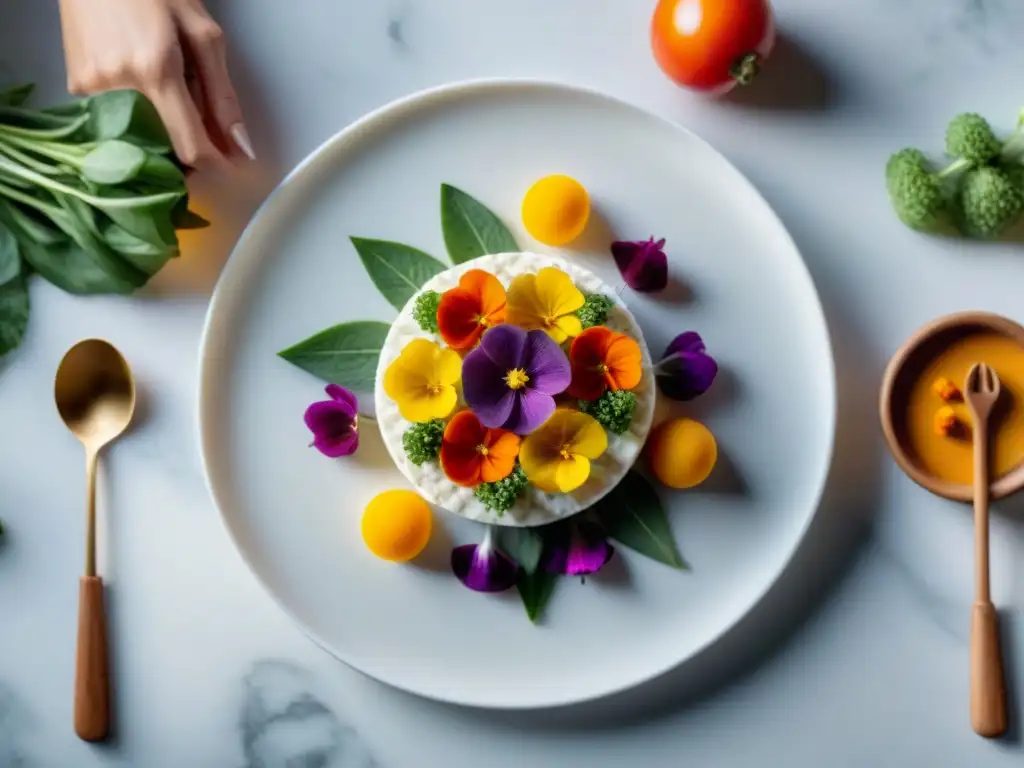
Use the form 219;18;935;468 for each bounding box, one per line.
729;53;761;87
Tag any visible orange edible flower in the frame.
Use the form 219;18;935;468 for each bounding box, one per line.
440;410;521;487
437;270;507;350
932;377;961;402
933;406;960;437
566;326;643;401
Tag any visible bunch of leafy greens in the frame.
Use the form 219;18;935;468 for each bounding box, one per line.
0;84;207;358
886;110;1024;239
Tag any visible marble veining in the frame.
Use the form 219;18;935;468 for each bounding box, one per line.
241;661;378;768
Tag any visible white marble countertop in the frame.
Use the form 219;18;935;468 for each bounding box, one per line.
2;0;1024;765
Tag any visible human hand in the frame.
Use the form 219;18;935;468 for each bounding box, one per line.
58;0;253;170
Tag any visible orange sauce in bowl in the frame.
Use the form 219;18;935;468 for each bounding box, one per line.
904;332;1024;485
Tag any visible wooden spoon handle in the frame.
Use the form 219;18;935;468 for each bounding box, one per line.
74;576;110;742
970;601;1007;738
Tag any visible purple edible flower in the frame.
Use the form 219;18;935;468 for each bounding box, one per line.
542;521;614;577
611;237;668;293
303;384;359;457
655;332;718;401
451;528;518;593
462;324;571;435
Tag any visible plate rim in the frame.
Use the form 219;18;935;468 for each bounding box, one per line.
196;76;838;709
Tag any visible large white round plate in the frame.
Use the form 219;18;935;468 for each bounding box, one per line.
198;79;835;709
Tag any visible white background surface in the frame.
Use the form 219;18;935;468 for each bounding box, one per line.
1;0;1023;766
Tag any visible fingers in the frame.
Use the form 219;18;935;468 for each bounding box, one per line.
175;12;254;161
148;75;230;171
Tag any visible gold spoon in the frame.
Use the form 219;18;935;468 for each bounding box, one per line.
55;339;136;742
963;362;1007;738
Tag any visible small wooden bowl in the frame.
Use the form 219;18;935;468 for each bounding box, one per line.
879;311;1024;503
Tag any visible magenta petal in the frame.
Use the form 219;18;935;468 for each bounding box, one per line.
521;330;571;395
505;389;555;434
665;331;706;358
611;237;668;293
314;428;359;457
657;332;718;401
479;324;528;370
452;541;518;593
324;384;358;416
305;400;354;436
543;523;614;576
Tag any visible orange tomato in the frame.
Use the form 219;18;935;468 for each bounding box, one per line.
651;0;775;93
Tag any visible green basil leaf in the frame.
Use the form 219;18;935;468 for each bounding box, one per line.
93;189;181;248
517;569;558;623
102;221;177;275
440;184;518;264
51;193;148;288
0;272;29;357
0;219;21;286
350;237;446;310
0;83;33;107
497;527;544;574
86;90;172;152
593;471;687;570
278;320;390;392
138;153;187;189
171;196;210;230
81;140;147;185
0;200;136;294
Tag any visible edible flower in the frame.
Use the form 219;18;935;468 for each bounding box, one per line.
437;269;507;350
451;527;518;593
383;339;461;422
654;332;718;401
933;405;962;437
542;521;614;577
566;326;643;401
440;411;521;487
611;237;668;293
462;324;571;434
506;267;585;343
304;384;359;457
932;376;962;402
519;409;608;493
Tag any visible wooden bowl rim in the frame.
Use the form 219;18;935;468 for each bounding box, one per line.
879;310;1024;503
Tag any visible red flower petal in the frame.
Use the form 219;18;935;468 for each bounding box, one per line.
440;411;487;486
437;271;507;350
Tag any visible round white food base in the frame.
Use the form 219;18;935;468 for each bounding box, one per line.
374;252;656;527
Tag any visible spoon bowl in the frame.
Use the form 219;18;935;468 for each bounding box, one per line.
55;339;135;449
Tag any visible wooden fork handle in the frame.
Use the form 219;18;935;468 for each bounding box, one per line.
74;576;110;742
970;601;1007;738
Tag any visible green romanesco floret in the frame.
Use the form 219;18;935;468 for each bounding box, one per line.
579;389;637;435
412;290;442;334
576;294;614;329
885;148;949;232
402;419;445;466
474;465;529;515
886;109;1024;238
945;113;1002;166
959;166;1023;239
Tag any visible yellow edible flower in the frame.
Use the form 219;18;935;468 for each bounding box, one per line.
383;339;461;422
520;409;607;493
506;267;585;343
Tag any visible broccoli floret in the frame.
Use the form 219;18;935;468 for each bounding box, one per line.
886;148;949;232
475;465;529;515
576;294;614;329
946;113;1002;165
402;419;445;465
959;166;1023;239
579;390;637;435
412;291;441;334
887;109;1024;239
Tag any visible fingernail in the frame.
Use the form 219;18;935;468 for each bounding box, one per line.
230;123;256;160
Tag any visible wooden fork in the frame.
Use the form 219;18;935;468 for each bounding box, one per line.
964;362;1007;738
